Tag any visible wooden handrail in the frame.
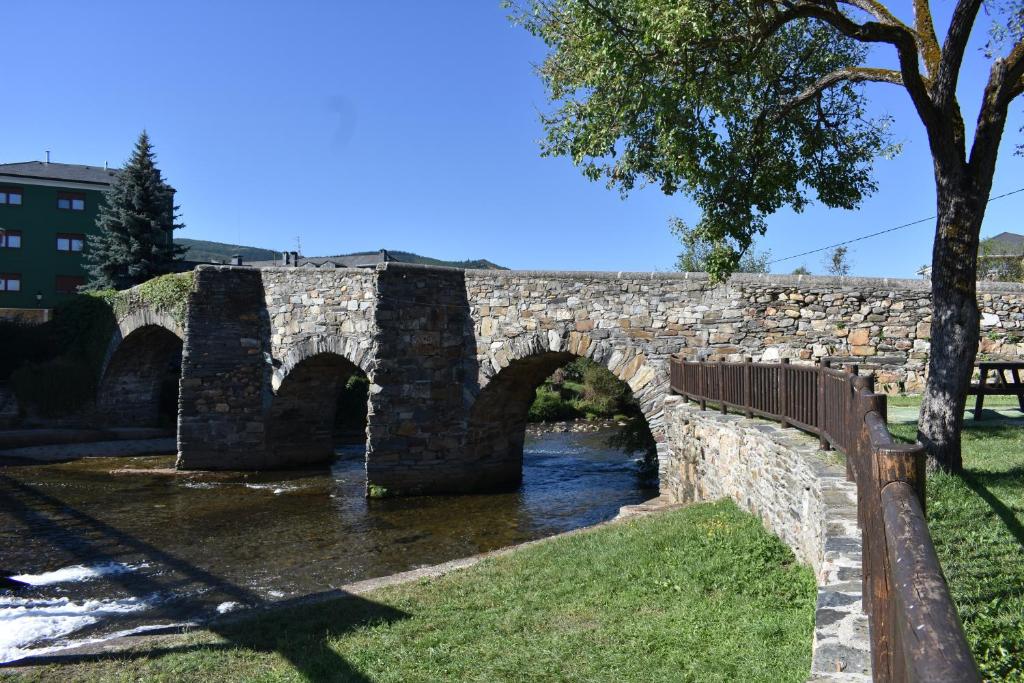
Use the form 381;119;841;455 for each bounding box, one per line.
669;355;980;683
881;483;978;681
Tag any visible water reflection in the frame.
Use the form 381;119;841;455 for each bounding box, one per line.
0;428;655;662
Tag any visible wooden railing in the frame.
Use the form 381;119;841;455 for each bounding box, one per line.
669;356;980;682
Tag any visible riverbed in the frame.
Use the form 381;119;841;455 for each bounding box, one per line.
0;428;656;663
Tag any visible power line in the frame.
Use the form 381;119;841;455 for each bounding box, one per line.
769;186;1024;265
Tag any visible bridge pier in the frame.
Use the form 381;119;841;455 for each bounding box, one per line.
364;264;491;494
176;267;271;469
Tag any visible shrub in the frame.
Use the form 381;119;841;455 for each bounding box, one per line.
10;357;98;417
580;362;628;415
335;374;370;435
527;387;581;422
51;294;118;370
0;320;58;381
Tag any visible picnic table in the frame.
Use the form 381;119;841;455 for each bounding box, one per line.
970;360;1024;419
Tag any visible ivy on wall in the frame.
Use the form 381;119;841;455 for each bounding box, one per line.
95;271;195;327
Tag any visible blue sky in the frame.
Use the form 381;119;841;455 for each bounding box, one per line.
3;1;1022;276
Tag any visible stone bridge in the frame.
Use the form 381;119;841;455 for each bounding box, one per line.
95;263;1024;495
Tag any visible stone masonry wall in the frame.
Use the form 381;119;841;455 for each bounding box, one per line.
97;308;184;428
464;271;686;437
661;395;870;681
465;271;1024;396
176;266;1024;488
260;267;378;385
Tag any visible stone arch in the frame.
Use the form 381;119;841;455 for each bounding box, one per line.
265;336;373;468
271;336;374;392
465;329;669;491
96;310;185;428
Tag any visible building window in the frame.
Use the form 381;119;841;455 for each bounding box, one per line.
0;273;21;292
0;187;23;205
55;275;85;294
57;192;86;211
56;233;85;252
0;230;21;248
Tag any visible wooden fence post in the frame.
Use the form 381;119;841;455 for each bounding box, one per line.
744;356;753;418
861;385;923;682
699;361;707;412
779;358;790;427
718;358;727;414
818;359;831;450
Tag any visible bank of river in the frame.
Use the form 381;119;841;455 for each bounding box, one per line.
0;428;656;663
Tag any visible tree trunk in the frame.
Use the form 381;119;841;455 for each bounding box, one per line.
917;180;984;473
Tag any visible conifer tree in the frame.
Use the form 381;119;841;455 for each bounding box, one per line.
85;131;185;290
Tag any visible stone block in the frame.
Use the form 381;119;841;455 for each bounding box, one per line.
847;328;870;346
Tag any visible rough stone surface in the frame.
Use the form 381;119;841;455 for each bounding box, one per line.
166;265;1023;493
96;308;184;427
176;267;270;468
661;396;870;681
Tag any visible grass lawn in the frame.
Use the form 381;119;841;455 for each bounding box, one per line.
7;501;816;683
886;393;1020;408
888;412;1024;680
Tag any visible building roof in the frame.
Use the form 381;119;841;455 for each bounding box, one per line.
985;231;1024;253
248;249;400;269
0;161;119;186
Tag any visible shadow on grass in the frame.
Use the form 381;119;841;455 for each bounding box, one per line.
0;473;409;681
967;407;1024;423
12;593;408;682
961;469;1024;551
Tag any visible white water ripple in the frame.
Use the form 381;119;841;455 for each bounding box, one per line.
0;595;153;663
10;562;142;586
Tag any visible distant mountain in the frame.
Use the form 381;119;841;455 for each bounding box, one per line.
338;250;507;270
177;239;278;263
175;239;507;270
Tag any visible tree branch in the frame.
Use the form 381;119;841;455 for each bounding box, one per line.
772;2;938;129
781;66;903;112
968;39;1024;187
1001;38;1024;103
835;0;903;27
912;0;941;76
934;0;983;110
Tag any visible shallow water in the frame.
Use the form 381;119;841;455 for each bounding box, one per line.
0;429;656;663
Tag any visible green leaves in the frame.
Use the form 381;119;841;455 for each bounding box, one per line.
672;217;770;277
509;0;895;279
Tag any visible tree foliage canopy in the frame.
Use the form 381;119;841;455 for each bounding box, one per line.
672;219;770;273
508;0;1024;280
508;0;903;277
85;131;185;290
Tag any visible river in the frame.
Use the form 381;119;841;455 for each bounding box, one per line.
0;427;656;663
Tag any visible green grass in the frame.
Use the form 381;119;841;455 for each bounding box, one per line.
887;419;1024;680
10;501;816;683
885;393;1020;408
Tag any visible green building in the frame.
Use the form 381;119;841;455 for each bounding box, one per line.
0;160;118;322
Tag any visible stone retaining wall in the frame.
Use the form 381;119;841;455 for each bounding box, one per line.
661;395;869;681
